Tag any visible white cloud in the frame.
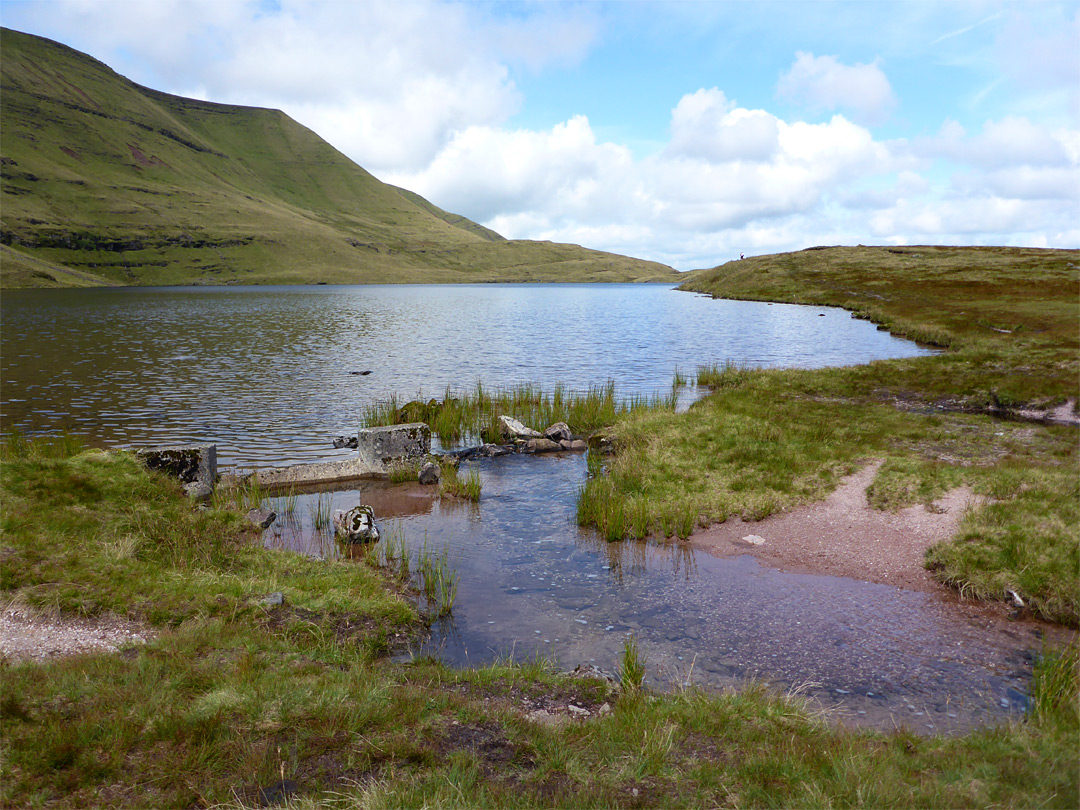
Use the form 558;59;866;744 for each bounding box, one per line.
777;51;898;126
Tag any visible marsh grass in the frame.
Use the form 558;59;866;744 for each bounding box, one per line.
620;635;647;692
2;437;1078;809
360;381;672;447
439;463;482;501
307;491;334;532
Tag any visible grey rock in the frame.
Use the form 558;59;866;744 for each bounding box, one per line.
261;591;285;607
479;443;512;457
183;480;213;502
246;507;277;529
741;534;766;546
332;435;358;449
543;421;573;442
418;461;440;485
525;438;562;454
333;504;380;543
499;415;542;440
565;663;617;684
357;423;431;469
559;439;588;452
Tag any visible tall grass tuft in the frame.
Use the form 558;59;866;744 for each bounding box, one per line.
696;360;756;389
440;464;481;501
308;492;333;531
620;634;647;692
1030;642;1079;726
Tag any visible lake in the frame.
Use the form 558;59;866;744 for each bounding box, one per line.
6;282;1044;734
1;283;932;465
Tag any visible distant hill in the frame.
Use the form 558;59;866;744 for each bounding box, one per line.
0;29;677;288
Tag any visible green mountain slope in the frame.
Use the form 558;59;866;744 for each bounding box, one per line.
0;28;677;288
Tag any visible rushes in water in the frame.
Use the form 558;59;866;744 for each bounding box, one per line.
276;486;298;515
440;463;481;501
672;366;687;387
0;427;85;460
308;492;333;531
416;539;459;617
620;634;647;692
358;380;666;447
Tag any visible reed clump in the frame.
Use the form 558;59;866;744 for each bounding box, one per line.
360;380;675;447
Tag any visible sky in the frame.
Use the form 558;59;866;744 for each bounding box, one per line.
3;0;1078;270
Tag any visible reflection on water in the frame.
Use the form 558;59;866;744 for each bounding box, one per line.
1;284;933;466
267;452;1052;735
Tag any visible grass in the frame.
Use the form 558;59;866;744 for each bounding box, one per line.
439;462;482;502
0;28;677;289
362;381;676;448
1;435;1077;808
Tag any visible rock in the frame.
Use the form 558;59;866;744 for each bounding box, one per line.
183;481;213;502
565;663;617;684
418;461;440;485
349;370;372;376
597;702;612;716
524;438;562;454
357;423;431;470
332;435;358;449
137;443;217;494
587;430;618;455
741;534;766;546
333;505;380;543
543;422;573;442
559;439;588;452
261;592;284;607
567;703;591;718
479;443;512;457
499;415;542;440
246;507;277;529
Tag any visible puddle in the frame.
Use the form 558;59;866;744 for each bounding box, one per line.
264;452;1067;735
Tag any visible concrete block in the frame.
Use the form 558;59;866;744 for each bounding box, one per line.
136;444;217;492
357;423;430;469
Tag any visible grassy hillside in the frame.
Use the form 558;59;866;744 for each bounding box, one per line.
0;28;676;288
681;245;1079;406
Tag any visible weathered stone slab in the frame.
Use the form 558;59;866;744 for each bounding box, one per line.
499;415;542;440
250;458;380;488
357;423;431;469
524;438;562;453
136;444;217;498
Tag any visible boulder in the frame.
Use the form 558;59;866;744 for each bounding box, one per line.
418;461;440;485
524;438;562;454
499;415;542;440
183;481;214;502
559;439;588;452
479;443;512;457
333;505;380;543
246;507;277;529
543;422;573;443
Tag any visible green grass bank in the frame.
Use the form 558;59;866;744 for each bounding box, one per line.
2;436;1077;808
575;246;1078;624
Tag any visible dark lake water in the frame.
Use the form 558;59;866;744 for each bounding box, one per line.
5;282;1048;734
1;283;932;466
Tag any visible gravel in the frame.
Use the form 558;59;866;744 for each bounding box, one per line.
0;606;154;662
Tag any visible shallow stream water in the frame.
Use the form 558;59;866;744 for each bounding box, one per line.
267;453;1057;736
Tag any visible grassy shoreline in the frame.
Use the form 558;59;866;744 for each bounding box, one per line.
2;437;1077;808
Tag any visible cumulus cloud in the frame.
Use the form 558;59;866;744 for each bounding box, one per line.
777;51;898;126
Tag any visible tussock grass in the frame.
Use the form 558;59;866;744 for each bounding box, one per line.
439;463;482;501
2;437;1077;807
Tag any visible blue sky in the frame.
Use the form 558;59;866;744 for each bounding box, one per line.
3;0;1078;269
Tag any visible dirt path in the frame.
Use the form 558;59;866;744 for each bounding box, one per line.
690;460;975;593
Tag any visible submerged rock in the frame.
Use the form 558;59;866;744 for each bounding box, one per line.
524;438;562;454
333;504;380;543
